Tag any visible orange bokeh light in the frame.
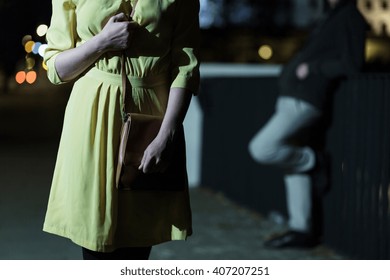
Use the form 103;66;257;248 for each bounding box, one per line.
15;71;26;84
26;71;37;84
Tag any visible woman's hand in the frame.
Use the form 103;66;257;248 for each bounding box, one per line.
138;131;175;174
97;13;139;52
138;88;192;174
296;62;310;80
53;13;139;82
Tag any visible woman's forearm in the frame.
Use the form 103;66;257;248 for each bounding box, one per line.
138;87;192;173
159;87;192;137
54;34;106;82
54;13;135;82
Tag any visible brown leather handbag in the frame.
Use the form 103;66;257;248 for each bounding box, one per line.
115;52;186;191
115;0;186;191
115;58;187;191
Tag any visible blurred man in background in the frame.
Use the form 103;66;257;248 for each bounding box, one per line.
249;0;368;249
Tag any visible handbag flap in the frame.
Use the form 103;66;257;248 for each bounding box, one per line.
123;113;163;165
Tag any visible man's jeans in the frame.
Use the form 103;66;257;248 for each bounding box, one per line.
249;96;321;232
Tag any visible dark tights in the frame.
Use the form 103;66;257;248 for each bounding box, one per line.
82;246;152;260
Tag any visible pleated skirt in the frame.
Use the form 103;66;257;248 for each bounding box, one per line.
43;67;192;252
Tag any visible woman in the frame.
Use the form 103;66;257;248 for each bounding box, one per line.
43;0;200;260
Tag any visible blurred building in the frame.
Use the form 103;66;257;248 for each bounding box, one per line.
199;0;324;29
199;0;325;63
357;0;390;36
199;0;390;68
290;0;323;28
357;0;390;69
199;0;390;32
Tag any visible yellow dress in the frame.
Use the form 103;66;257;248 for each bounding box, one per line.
43;0;200;252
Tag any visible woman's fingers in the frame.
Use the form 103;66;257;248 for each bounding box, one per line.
99;13;140;51
138;153;166;174
111;13;126;22
139;157;153;173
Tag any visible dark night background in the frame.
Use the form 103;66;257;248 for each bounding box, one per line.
0;0;52;77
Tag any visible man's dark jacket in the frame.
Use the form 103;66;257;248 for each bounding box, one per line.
278;2;368;110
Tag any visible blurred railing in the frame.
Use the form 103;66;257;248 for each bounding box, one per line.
198;67;390;259
325;74;390;259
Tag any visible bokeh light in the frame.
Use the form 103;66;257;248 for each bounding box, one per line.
258;45;273;60
42;61;48;71
38;44;48;57
32;42;42;55
21;35;32;47
25;41;35;53
26;57;36;70
15;71;26;84
36;24;48;37
26;71;37;84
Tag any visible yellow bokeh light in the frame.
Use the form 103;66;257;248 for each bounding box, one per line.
42;61;48;71
36;24;48;37
26;57;36;70
25;41;35;53
15;71;26;84
258;45;273;60
26;71;37;84
21;35;32;46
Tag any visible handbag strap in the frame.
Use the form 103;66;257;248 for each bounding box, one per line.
121;0;138;121
120;54;128;121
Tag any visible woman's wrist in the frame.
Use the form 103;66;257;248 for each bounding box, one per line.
91;33;109;54
158;126;177;142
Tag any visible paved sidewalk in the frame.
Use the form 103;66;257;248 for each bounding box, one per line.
151;188;344;260
0;141;344;259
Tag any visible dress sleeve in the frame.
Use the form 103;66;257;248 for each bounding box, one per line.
170;0;200;95
44;0;77;85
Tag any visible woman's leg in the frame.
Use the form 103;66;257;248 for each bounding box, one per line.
82;246;152;260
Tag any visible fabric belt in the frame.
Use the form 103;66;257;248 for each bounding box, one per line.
85;67;168;89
